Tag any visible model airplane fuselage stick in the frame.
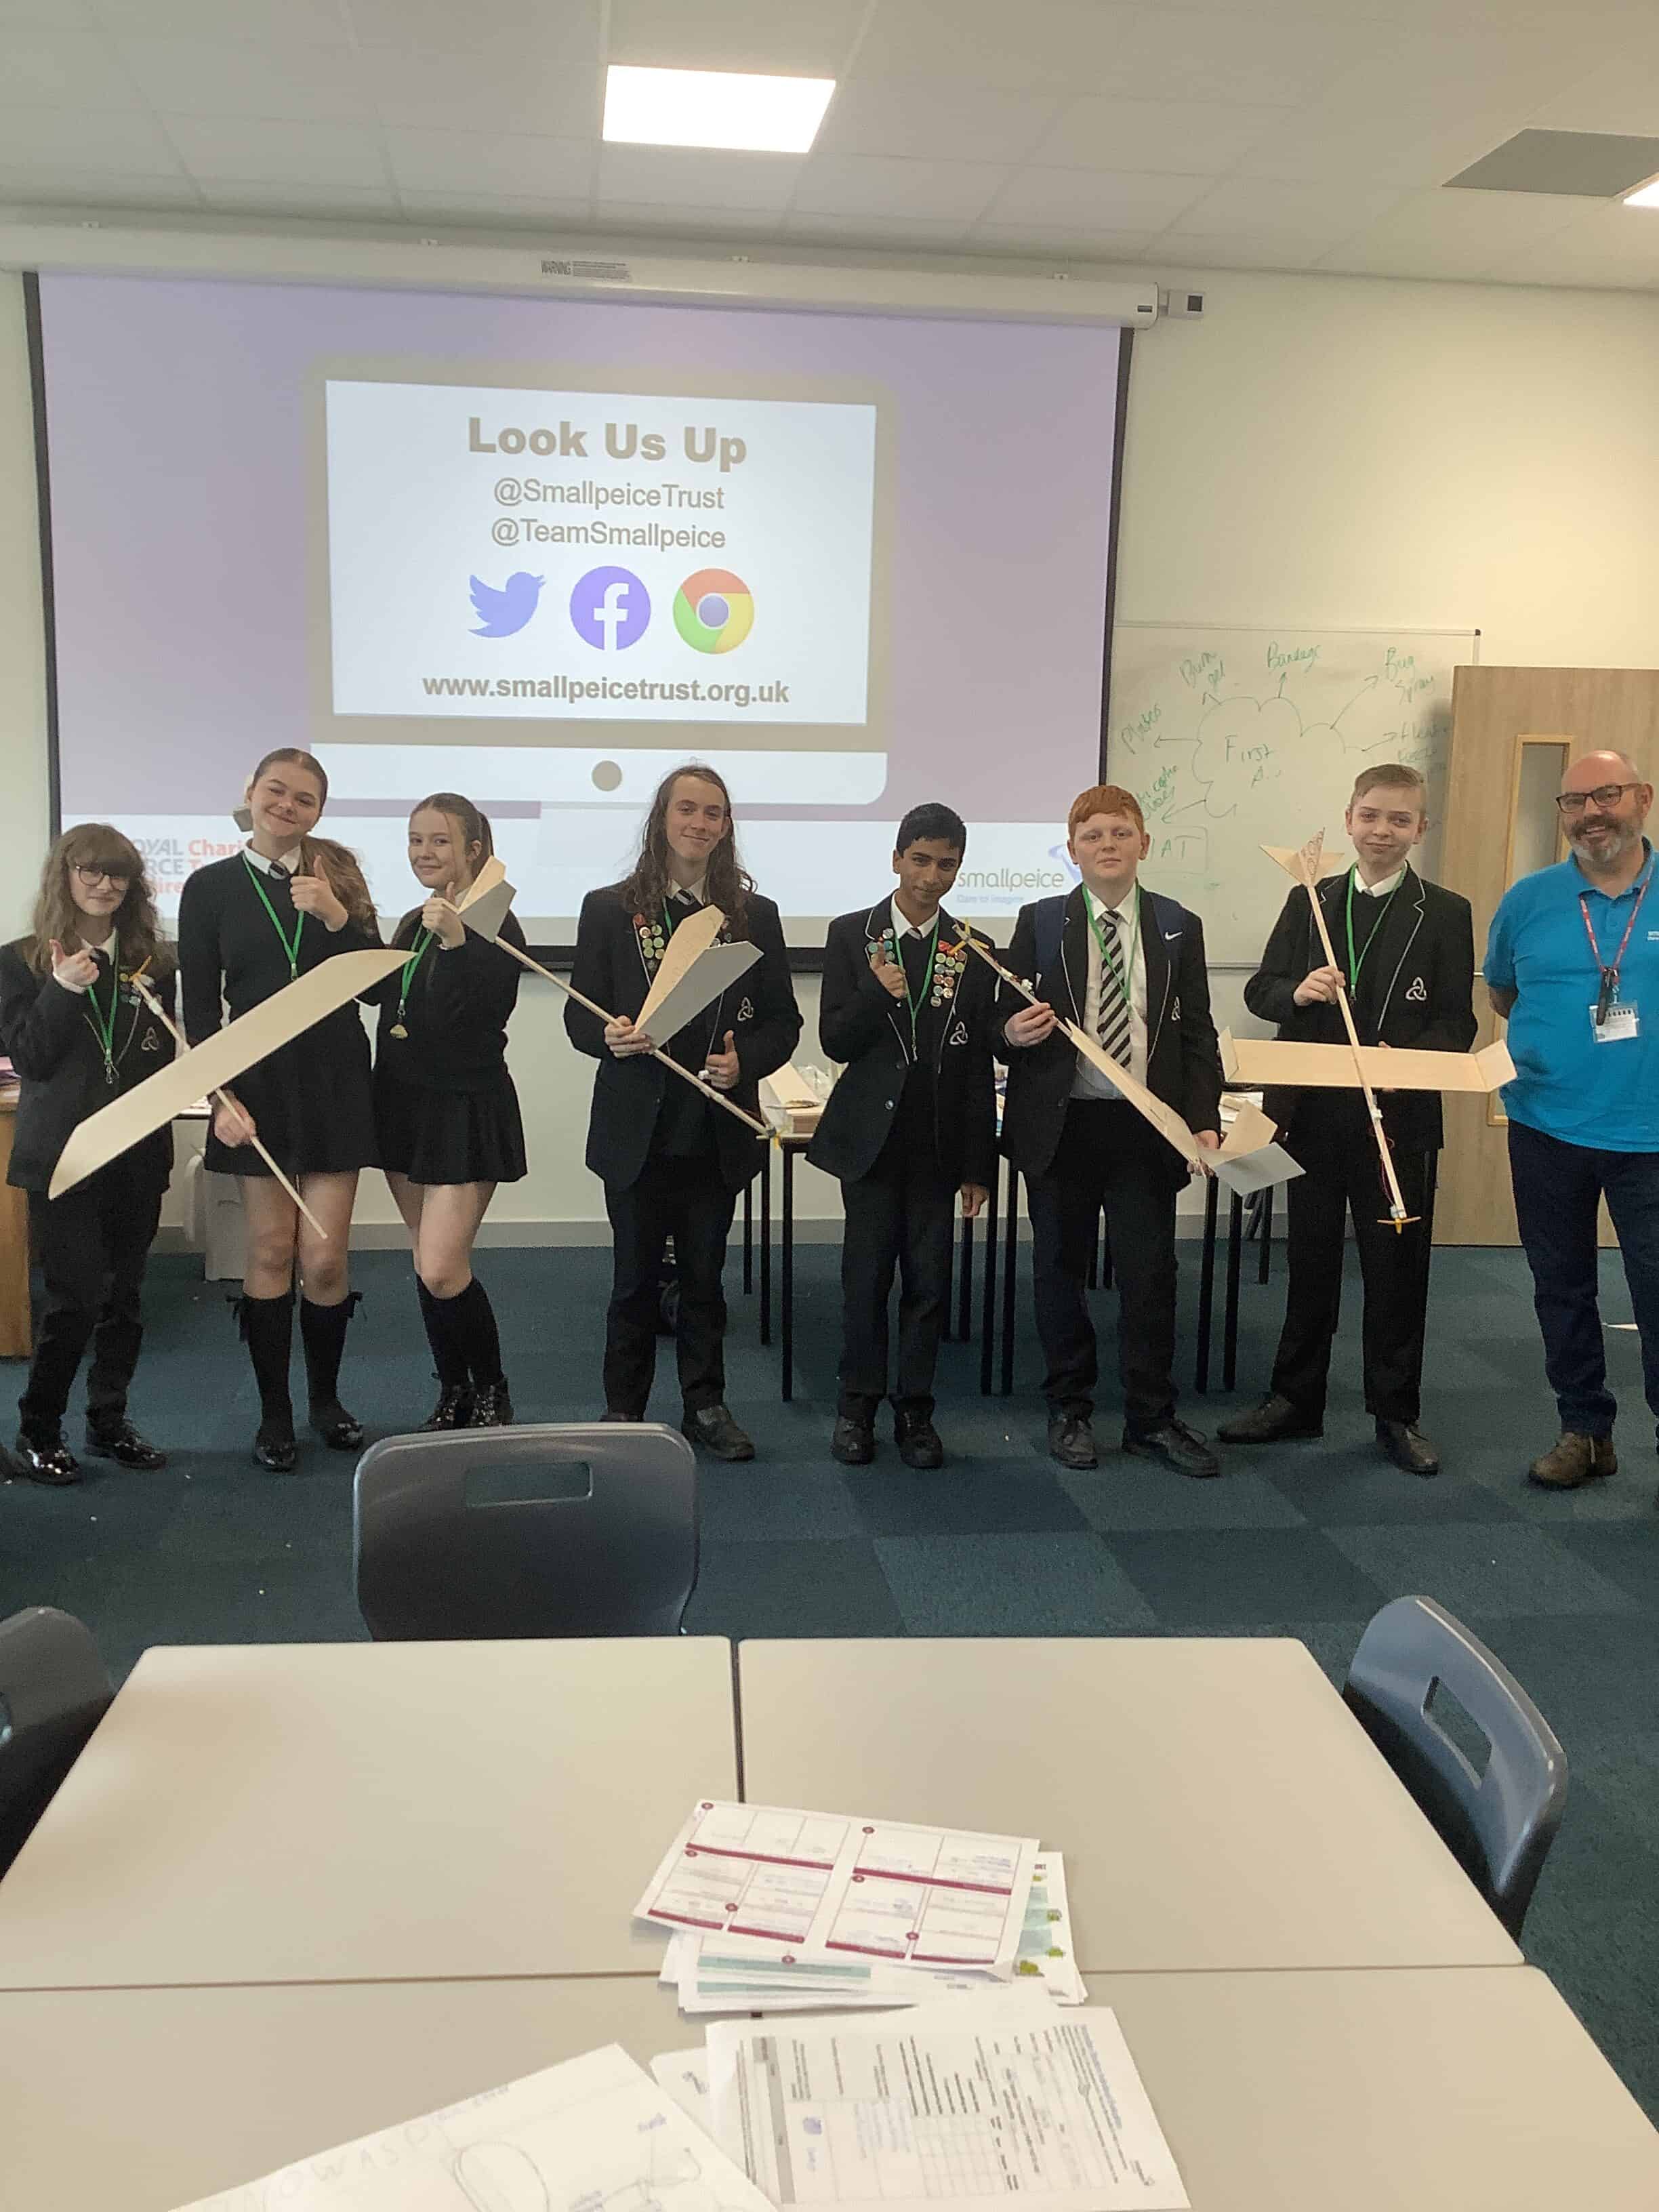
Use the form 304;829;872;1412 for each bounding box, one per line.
1263;834;1414;1231
129;972;327;1237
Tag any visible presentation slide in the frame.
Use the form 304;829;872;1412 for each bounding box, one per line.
37;272;1122;943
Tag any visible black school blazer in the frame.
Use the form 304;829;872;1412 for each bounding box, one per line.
807;902;998;1188
565;883;801;1193
997;884;1223;1184
0;942;177;1193
1242;866;1476;1154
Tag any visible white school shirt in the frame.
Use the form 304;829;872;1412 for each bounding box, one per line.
1071;882;1149;1101
242;841;304;877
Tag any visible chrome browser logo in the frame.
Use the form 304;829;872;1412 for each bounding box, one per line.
674;568;754;655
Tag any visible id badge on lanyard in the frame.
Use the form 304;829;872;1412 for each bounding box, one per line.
1582;867;1652;1044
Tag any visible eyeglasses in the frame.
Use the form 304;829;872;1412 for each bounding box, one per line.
1555;783;1645;815
73;863;131;888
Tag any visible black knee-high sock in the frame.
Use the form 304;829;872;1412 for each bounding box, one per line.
417;1279;471;1392
457;1276;504;1386
300;1293;359;1414
235;1292;293;1431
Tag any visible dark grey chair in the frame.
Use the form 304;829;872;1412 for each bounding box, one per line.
353;1421;699;1640
1343;1594;1568;1940
0;1607;114;1877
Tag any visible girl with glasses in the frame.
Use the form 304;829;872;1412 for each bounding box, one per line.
178;748;382;1473
0;826;175;1484
372;793;525;1429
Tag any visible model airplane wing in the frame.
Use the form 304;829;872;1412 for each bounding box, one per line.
1221;1032;1515;1093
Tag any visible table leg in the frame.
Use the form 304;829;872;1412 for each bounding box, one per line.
1223;1189;1245;1391
1000;1168;1019;1397
980;1168;999;1395
958;1206;975;1343
781;1142;794;1403
1101;1213;1113;1290
941;1216;956;1343
741;1175;753;1296
1258;1186;1273;1284
758;1149;772;1348
1194;1172;1219;1393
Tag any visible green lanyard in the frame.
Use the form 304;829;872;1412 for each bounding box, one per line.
897;914;941;1050
1086;889;1138;1013
1343;868;1400;990
81;956;120;1085
242;855;304;981
388;928;434;1038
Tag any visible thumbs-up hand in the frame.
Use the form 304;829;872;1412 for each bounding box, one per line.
424;882;465;949
289;855;348;933
49;938;99;994
703;1028;741;1092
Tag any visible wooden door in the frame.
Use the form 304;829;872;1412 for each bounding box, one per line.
1437;666;1659;1244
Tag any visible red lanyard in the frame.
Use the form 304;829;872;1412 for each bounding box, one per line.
1579;857;1653;1025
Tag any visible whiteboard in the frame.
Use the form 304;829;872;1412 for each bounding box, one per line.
1109;622;1478;966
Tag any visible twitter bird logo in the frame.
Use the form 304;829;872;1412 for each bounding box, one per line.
469;571;545;638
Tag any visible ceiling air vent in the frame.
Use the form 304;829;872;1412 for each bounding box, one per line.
1445;129;1659;197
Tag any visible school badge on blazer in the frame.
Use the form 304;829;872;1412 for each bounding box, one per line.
737;997;754;1023
948;1019;969;1048
1406;975;1427;1002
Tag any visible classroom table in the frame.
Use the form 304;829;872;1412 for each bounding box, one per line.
4;1965;1655;2211
0;1637;738;1991
737;1635;1523;1973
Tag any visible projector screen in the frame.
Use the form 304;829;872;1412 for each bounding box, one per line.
35;271;1124;947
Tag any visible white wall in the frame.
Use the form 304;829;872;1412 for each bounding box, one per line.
4;260;1659;1232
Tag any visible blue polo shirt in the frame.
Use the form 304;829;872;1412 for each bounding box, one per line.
1485;842;1659;1151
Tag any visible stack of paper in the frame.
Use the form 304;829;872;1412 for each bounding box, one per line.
636;1801;1084;2016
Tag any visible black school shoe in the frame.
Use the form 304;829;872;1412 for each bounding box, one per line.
13;1431;81;1486
895;1411;944;1470
1216;1393;1324;1445
471;1379;514;1427
308;1400;365;1452
422;1385;474;1431
1376;1419;1440;1477
1047;1412;1098;1470
683;1404;755;1461
253;1420;298;1474
85;1419;167;1471
1123;1418;1221;1479
832;1414;876;1465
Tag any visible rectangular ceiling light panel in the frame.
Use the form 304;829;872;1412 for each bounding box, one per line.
603;65;834;155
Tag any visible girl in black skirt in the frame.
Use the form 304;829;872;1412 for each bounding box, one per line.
178;747;382;1472
0;827;176;1486
374;792;525;1428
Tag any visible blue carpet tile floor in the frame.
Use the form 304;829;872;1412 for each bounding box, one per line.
2;1238;1656;2120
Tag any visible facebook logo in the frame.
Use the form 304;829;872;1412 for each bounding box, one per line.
569;566;651;651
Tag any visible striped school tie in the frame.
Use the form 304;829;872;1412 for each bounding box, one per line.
1097;906;1133;1069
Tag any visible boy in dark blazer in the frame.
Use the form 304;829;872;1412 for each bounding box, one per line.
810;804;996;1470
1000;783;1224;1478
566;764;800;1460
1221;764;1475;1474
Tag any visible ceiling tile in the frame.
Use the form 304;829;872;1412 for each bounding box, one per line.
0;28;143;105
1168;174;1408;241
89;0;353;40
790;153;1006;222
386;127;595;198
0;165;201;206
596;144;801;212
849;0;1139;95
0;104;182;171
970;222;1160;258
605;0;864;76
583;203;783;236
1033;96;1287;175
986;165;1210;227
1143;230;1329;269
117;35;373;118
1527;59;1659;138
364;47;600;138
1330;183;1591;255
0;0;96;22
344;0;602;56
165;115;388;184
393;190;597;227
816;75;1062;164
1089;7;1389;106
1235;102;1525;190
196;179;401;216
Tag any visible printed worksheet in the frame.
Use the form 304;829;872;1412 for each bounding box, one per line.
636;1802;1040;1973
705;1999;1189;2212
169;2043;777;2212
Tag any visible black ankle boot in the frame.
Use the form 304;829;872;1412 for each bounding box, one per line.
300;1293;363;1450
421;1383;474;1430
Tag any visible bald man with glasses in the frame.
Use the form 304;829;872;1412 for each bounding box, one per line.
1486;751;1659;1491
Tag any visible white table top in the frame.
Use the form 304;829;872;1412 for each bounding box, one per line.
737;1636;1522;1971
0;1638;737;1989
3;1967;1653;2212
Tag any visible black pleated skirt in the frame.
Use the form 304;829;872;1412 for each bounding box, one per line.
374;1067;527;1186
203;1010;377;1179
